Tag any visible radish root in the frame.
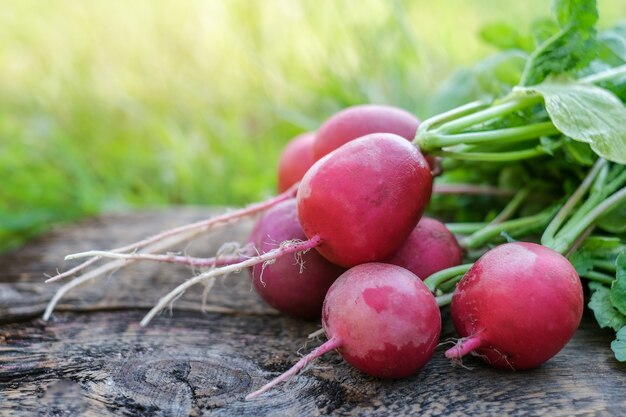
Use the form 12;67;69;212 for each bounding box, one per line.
140;236;322;327
45;184;298;284
245;336;341;400
43;186;298;321
64;250;249;267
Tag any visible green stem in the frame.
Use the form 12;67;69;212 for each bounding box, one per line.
520;28;566;86
551;186;626;255
541;159;607;246
424;264;473;292
554;167;626;251
579;64;626;85
420;122;557;151
445;222;487;235
436;95;543;134
433;183;515;196
593;259;617;273
490;188;529;224
578;270;615;285
436;292;454;307
564;224;596;258
416;101;487;135
438;274;465;293
461;211;552;249
606;167;626;195
431;147;547;162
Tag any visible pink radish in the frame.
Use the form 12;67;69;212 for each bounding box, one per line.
385;217;463;279
313;104;420;160
312;104;440;174
106;133;432;326
298;133;432;267
446;242;583;370
277;132;316;193
248;199;345;319
246;263;441;399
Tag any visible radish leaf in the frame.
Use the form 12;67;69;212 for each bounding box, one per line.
520;0;598;86
518;82;626;164
611;326;626;362
588;282;626;332
610;252;626;316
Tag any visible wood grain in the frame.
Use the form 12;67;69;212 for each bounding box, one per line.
0;208;624;416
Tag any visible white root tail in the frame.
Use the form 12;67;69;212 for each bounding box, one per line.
64;250;250;267
140;236;322;327
43;186;299;321
45;184;298;283
43;230;199;321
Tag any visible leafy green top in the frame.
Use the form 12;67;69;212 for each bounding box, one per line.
520;0;598;85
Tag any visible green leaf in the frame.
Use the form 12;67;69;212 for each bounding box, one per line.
588;282;626;332
563;137;595;166
611;326;626;362
531;18;559;45
589;24;626;101
570;249;594;275
597;24;626;64
480;22;534;52
518;82;626;164
582;236;623;255
521;0;598;85
539;136;560;156
610;252;626;316
552;0;597;29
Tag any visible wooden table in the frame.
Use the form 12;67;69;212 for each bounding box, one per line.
1;208;624;416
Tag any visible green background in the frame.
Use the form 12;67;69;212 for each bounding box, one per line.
1;0;624;251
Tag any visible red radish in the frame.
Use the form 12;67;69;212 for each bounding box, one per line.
298;133;432;267
246;263;441;399
385;217;463;279
124;133;432;326
446;242;583;370
248;199;345;319
313;104;420;160
277;132;316;193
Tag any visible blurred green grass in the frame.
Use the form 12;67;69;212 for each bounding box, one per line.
0;0;623;251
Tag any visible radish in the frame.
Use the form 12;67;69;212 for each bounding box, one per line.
312;104;440;175
42;185;300;321
277;132;316;193
55;133;432;325
246;262;441;399
313;104;420;160
298;132;432;267
385;217;463;279
446;242;583;370
248;199;345;319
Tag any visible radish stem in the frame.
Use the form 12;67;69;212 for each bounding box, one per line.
433;184;515;196
430;147;548;162
424;121;557;149
435;95;542;134
542;158;607;246
424;264;473;292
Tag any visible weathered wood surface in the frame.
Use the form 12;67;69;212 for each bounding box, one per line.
0;208;624;417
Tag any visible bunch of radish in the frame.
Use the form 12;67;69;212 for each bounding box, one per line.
42;0;626;400
43;103;590;400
